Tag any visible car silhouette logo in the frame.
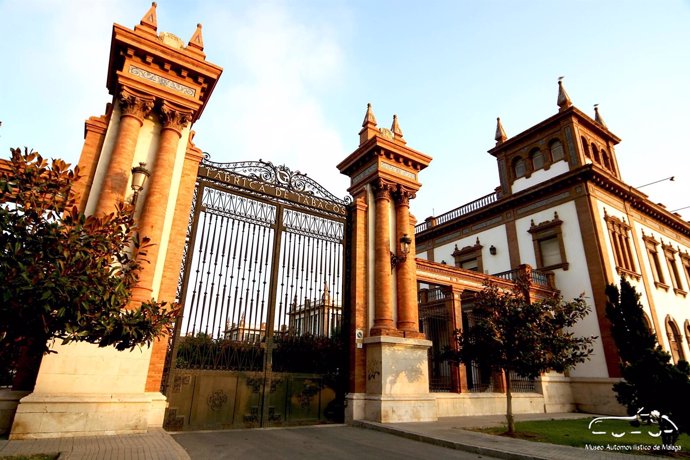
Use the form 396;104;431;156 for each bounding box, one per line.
588;409;678;443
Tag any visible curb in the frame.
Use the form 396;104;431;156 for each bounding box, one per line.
351;420;547;460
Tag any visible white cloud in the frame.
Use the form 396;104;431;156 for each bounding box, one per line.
197;1;349;193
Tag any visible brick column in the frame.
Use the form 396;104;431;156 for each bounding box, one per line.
95;88;154;215
394;188;420;336
145;133;202;392
132;103;192;304
350;192;368;394
371;180;396;336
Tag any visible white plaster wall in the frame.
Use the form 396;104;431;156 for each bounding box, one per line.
595;203;657;338
631;219;690;361
432;225;511;275
515;202;609;378
511;160;569;194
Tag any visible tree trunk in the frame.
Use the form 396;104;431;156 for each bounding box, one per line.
505;369;514;434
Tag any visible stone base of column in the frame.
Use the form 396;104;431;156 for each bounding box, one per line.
9;391;167;439
0;390;30;435
347;336;438;423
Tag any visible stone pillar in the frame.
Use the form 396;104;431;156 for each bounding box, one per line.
95;88;153;215
144;133;203;394
131;103;191;305
394;188;420;336
350;192;369;395
449;287;468;392
371;180;396;336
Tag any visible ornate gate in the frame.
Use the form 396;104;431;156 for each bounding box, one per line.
163;156;350;430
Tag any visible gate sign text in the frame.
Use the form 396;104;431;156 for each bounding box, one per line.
200;166;348;216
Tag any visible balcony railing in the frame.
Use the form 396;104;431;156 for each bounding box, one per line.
491;267;553;288
415;191;499;234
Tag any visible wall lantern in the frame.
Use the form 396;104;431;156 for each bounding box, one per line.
490;245;497;256
130;162;151;206
391;233;412;268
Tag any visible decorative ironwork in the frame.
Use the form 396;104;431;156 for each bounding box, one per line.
202;156;351;206
165;156;349;430
207;389;228;411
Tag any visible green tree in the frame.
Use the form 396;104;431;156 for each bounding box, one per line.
452;279;595;434
605;277;690;433
0;148;178;390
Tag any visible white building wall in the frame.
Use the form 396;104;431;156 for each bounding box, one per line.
430;225;511;275
631;219;690;361
515;201;609;378
511;160;569;194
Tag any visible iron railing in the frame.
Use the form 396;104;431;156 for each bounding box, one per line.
415;191;499;233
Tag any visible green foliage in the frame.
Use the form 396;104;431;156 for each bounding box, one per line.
605;277;690;433
0;148;178;389
455;281;595;379
450;279;595;433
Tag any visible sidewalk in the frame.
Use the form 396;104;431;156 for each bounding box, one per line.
354;412;653;460
0;413;662;459
0;428;189;460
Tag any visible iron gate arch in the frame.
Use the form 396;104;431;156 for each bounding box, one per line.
163;156;350;430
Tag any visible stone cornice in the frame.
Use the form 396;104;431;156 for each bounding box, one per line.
416;164;690;242
107;22;222;123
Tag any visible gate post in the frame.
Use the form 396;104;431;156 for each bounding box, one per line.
10;4;222;439
337;105;437;423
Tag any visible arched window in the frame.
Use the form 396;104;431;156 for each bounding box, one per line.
513;157;526;179
591;143;601;163
666;317;685;364
685;320;690;353
581;137;591;161
530;149;544;171
550;140;564;162
602;150;611;170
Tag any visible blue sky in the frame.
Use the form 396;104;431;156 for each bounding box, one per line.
2;0;690;221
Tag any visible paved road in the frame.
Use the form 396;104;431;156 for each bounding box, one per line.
173;424;498;460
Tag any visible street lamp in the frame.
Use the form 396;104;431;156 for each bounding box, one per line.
391;234;412;268
130;162;151;206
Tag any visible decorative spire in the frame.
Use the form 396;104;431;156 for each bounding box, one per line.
362;103;377;127
495;117;507;144
187;23;205;56
359;103;379;146
391;114;405;144
557;76;572;111
594;104;607;129
139;2;158;32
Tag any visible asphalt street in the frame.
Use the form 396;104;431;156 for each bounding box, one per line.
173;424;498;460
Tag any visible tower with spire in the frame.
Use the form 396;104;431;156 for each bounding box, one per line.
10;3;223;440
488;77;621;198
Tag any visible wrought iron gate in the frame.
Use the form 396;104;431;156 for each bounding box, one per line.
163;157;350;430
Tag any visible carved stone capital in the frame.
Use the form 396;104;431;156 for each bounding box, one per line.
159;103;192;134
393;186;416;207
373;179;394;201
118;88;154;123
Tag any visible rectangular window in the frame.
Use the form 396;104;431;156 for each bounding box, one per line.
643;235;668;290
604;213;638;277
663;243;686;296
539;236;561;267
681;253;690;288
529;212;569;271
452;238;484;273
